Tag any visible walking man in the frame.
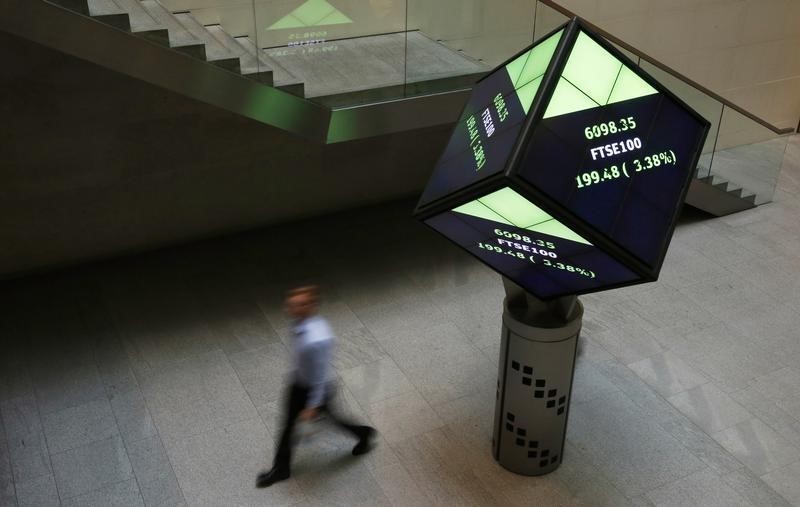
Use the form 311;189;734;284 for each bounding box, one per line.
257;285;376;488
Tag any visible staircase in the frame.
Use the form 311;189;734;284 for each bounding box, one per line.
3;0;784;218
686;173;757;216
56;0;307;96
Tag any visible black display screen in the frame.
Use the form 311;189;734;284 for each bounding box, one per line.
425;187;641;299
519;88;707;269
416;23;709;299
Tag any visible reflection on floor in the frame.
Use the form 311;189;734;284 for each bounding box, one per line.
264;31;488;98
0;136;799;506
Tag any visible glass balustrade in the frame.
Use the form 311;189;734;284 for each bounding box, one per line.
68;0;792;200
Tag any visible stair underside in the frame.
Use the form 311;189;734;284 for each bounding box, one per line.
686;174;757;216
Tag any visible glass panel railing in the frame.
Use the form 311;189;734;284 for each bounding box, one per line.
711;106;790;204
158;1;269;81
532;0;567;41
255;0;408;102
406;0;535;70
81;0;791;156
402;0;495;99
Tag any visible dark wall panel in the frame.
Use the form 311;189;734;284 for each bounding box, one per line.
0;32;451;277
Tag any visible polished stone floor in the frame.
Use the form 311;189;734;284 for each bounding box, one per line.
0;136;799;506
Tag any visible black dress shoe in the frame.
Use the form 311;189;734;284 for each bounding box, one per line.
256;468;290;488
352;427;376;456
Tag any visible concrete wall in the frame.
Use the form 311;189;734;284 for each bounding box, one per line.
0;32;451;278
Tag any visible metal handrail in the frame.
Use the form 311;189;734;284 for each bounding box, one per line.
538;0;795;136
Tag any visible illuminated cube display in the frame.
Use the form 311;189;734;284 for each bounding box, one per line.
415;18;710;300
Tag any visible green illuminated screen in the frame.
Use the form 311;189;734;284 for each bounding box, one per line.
267;0;353;30
454;188;591;246
418;29;563;207
417;20;709;298
519;29;707;269
426;186;640;298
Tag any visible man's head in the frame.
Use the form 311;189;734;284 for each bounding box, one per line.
285;285;321;320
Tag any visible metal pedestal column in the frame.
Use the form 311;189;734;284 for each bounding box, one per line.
492;278;583;476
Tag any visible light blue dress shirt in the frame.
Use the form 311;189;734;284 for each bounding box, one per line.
291;315;334;408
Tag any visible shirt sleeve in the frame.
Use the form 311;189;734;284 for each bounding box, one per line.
303;340;331;409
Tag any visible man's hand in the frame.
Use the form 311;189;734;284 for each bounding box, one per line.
299;407;318;422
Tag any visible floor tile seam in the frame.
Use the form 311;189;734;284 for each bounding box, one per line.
43;427;123;457
363;379;448;436
151;400;260;446
130;346;236;388
757;480;800;507
427;391;484;423
610;361;749;454
99;373;151;507
39;393;118;423
26;379;62;505
339;356;440;469
159;414;266;454
656;413;749;473
100;325;187;507
742;415;800;457
720;468;783;505
667;387;756;433
58;476;140;504
223;343;271;446
705;414;796;462
627;453;711;499
760;456;800;481
759;459;800;506
640;465;747;505
335;355;398;380
0;413;17;507
626;357;713;399
335;332;393;370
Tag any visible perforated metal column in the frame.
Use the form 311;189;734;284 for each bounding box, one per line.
492;295;583;476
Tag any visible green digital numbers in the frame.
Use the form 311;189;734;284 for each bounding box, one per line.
466;115;487;171
633;150;677;172
575;164;630;189
493;93;509;122
493;229;556;250
584;116;637;140
541;259;596;278
576;149;678;190
478;242;526;260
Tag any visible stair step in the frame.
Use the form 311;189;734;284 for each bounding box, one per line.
87;0;125;16
236;37;303;91
687;175;758;216
95;13;132;30
49;0;90;15
728;187;745;198
110;0;162;33
201;27;271;84
207;28;263;74
139;0;203;48
712;180;729;191
173;14;236;62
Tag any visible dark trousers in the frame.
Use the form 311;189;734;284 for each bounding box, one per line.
273;382;370;471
